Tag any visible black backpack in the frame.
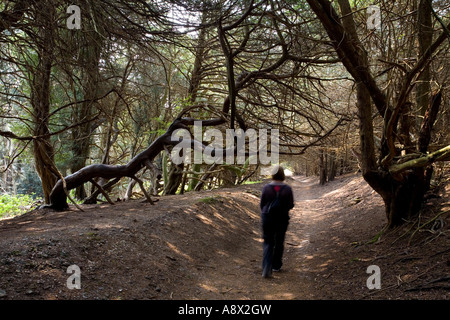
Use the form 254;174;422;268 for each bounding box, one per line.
267;185;285;213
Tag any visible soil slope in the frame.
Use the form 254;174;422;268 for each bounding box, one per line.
0;173;448;300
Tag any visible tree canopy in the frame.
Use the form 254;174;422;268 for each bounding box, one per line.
1;0;449;227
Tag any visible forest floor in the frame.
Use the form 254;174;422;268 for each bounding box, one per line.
0;173;448;300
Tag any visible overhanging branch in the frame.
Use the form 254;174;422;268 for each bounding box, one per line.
389;145;450;175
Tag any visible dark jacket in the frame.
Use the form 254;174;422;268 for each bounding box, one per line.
260;183;294;216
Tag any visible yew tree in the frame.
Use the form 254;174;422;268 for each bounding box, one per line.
306;0;449;227
2;0;448;230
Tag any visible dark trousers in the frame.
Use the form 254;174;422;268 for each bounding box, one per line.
261;212;289;277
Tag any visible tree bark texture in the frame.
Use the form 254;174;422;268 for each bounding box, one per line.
416;0;433;117
31;2;58;203
70;39;102;200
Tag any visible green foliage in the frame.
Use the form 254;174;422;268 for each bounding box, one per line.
198;196;221;204
188;163;202;191
16;167;44;198
242;180;262;185
0;194;37;219
221;164;245;176
162;152;169;187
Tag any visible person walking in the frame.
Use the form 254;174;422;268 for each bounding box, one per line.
260;166;294;278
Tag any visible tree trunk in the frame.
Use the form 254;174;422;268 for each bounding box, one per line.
70;23;103;200
416;0;433;118
164;163;184;195
328;150;337;181
48;117;225;210
31;2;57;203
383;168;432;226
306;0;446;228
319;148;327;185
187;10;208;103
164;11;209;196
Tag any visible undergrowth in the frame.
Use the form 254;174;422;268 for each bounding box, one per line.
0;194;38;219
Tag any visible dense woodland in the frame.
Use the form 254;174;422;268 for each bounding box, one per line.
0;0;449;228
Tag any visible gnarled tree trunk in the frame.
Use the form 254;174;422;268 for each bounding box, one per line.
31;2;57;204
307;0;449;228
47;117;225;210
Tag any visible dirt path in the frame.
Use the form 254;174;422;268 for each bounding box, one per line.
181;175;384;300
189;174;448;300
0;173;448;300
0;175;355;300
188;176;322;300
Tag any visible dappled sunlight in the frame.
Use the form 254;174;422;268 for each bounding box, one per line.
215;249;230;258
166;241;193;262
318;260;333;269
254;237;263;244
0;0;445;302
199;283;220;294
264;291;296;300
209;207;236;229
232;256;248;265
322;188;345;198
195;213;214;227
0;173;398;300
